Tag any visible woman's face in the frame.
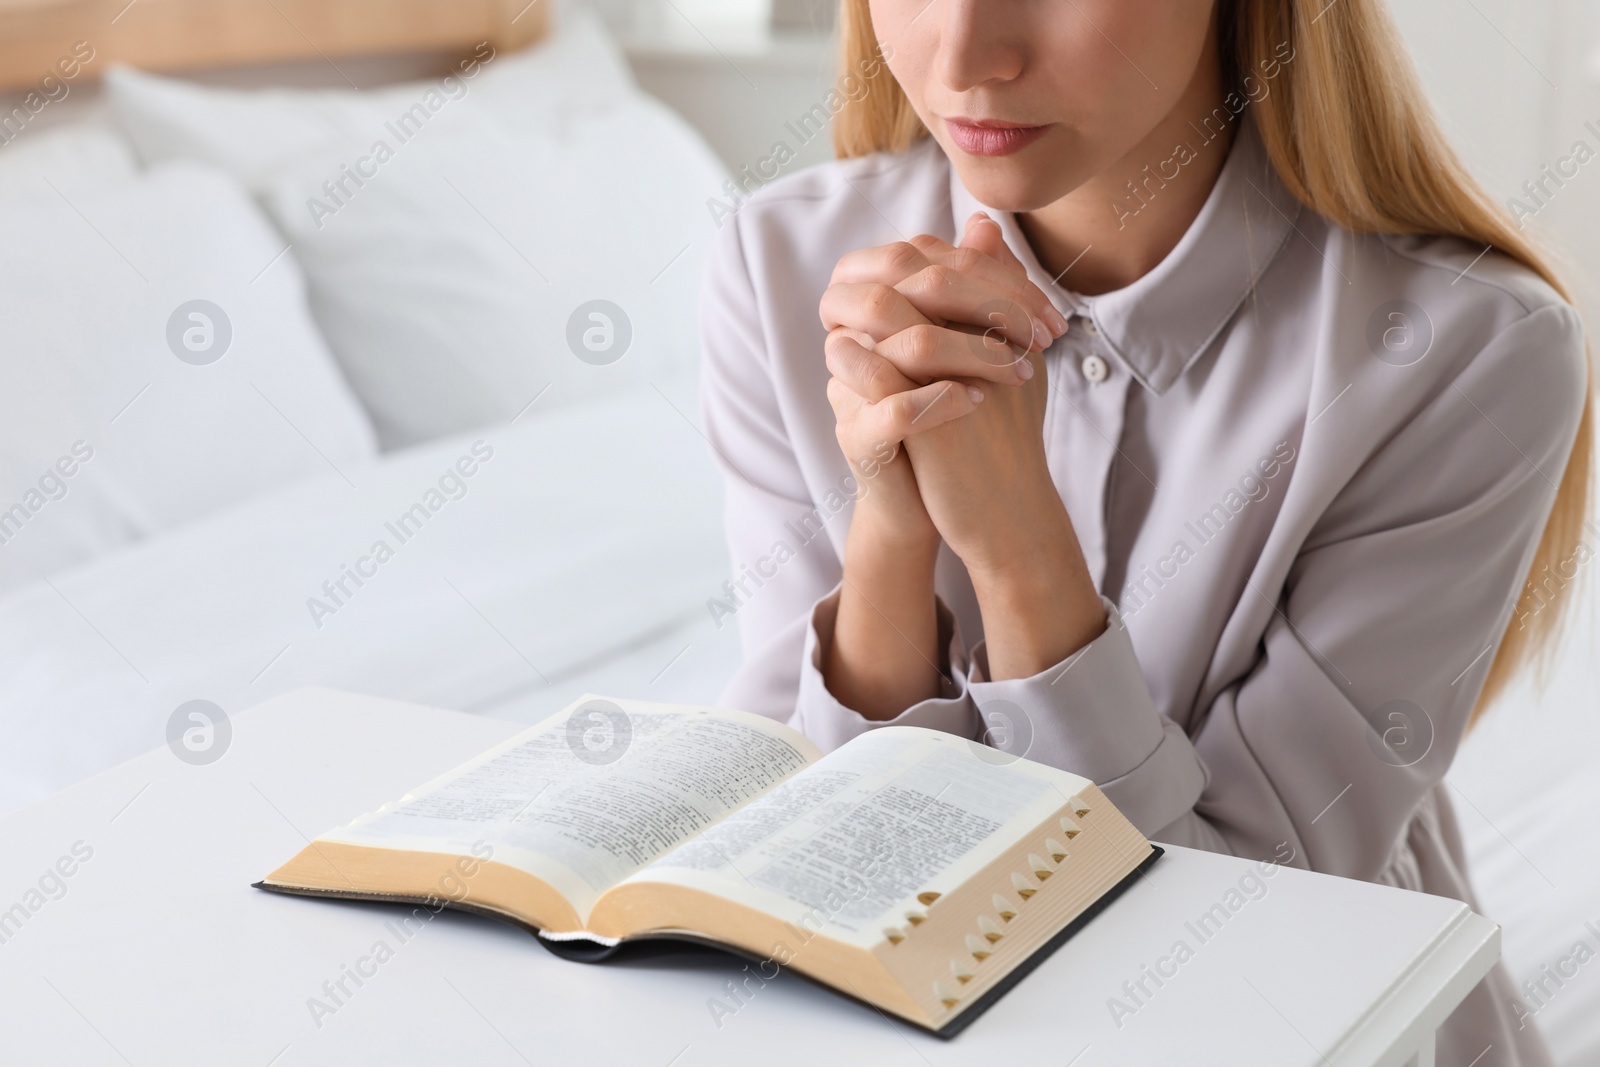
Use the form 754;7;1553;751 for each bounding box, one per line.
870;0;1221;212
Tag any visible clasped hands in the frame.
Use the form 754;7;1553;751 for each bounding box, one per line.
821;213;1107;692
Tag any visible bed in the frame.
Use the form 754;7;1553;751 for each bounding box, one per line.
0;2;1596;1063
0;0;742;799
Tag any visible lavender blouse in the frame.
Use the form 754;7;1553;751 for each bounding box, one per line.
698;112;1585;1065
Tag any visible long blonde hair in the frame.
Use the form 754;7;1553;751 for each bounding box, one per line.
833;0;1594;721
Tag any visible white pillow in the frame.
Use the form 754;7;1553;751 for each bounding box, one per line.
0;115;140;198
106;11;729;449
0;162;377;593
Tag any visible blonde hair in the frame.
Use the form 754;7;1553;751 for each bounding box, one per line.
833;0;1594;722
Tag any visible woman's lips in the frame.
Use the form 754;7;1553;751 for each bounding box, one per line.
943;118;1051;157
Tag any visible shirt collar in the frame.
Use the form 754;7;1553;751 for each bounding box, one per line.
946;110;1303;396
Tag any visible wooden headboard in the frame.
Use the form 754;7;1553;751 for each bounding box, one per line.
0;0;550;90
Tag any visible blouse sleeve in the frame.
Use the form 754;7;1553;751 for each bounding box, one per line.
969;302;1586;879
1151;303;1585;877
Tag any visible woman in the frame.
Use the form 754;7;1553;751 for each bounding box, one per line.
699;1;1591;1061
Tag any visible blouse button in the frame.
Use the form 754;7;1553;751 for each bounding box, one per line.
1080;354;1109;384
1082;319;1101;337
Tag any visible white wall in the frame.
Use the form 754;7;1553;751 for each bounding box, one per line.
1391;0;1600;305
1389;0;1555;197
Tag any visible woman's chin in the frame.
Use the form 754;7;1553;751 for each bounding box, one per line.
943;150;1085;215
950;168;1073;214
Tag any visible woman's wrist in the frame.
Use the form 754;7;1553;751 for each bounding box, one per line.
850;471;942;561
824;505;946;720
845;495;941;575
966;507;1106;681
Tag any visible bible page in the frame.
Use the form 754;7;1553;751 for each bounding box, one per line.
319;696;822;920
621;727;1095;948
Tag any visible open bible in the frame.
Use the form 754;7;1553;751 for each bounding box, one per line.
256;695;1160;1036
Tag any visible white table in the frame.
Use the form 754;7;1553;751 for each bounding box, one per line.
0;688;1496;1066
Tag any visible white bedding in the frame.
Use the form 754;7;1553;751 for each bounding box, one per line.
0;10;743;819
0;385;741;815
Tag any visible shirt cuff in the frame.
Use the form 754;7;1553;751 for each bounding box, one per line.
793;584;980;751
967;597;1207;834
